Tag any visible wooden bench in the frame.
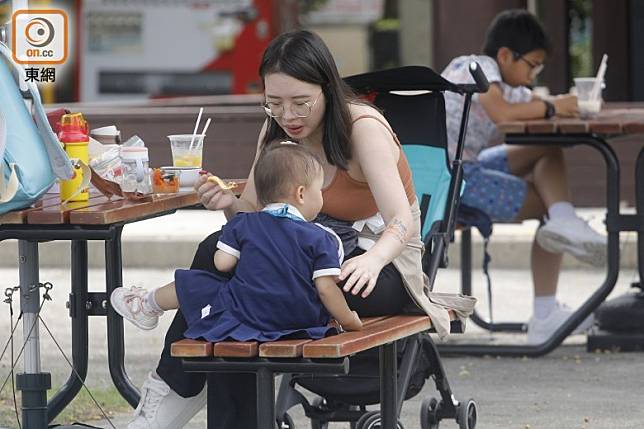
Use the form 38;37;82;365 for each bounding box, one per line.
171;314;459;429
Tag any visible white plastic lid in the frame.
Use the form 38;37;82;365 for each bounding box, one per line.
120;146;149;161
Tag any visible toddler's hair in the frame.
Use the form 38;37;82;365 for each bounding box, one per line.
482;9;550;58
254;142;323;207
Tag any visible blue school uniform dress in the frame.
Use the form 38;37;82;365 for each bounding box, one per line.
175;203;344;342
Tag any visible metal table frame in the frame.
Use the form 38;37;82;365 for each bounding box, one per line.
1;209;183;427
442;133;644;356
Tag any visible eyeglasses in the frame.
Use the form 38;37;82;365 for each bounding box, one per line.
512;51;544;79
263;92;323;119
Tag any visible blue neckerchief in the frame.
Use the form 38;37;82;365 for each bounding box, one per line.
262;203;306;222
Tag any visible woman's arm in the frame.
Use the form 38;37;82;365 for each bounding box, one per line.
480;84;578;122
195;122;267;220
213;249;238;272
339;114;415;298
315;276;362;331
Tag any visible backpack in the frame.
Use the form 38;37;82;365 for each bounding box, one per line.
0;41;74;215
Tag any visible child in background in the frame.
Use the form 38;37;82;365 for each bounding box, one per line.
442;9;604;344
110;143;362;342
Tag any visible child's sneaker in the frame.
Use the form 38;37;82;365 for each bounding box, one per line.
536;216;607;266
110;286;163;330
527;302;595;344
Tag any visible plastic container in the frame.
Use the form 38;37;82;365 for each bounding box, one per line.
58;112;89;202
168;134;203;167
120;146;151;194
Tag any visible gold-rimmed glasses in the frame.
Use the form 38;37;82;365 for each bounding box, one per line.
263;92;323;118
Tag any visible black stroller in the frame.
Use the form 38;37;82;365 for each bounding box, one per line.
274;64;489;429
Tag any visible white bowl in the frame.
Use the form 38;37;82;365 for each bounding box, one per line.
161;166;200;189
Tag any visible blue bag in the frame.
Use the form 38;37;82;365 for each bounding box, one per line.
0;41;74;215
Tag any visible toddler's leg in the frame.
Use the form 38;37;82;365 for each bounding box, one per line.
154;282;179;310
110;285;166;330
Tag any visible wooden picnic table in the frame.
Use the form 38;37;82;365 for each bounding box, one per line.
0;186;243;427
448;105;644;356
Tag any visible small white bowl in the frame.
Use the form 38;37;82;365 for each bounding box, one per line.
161;166;200;189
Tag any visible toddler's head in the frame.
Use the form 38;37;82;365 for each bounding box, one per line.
483;9;550;87
254;141;324;221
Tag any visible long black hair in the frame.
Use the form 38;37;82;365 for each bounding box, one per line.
259;30;357;170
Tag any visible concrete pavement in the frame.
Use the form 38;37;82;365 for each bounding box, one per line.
1;266;643;428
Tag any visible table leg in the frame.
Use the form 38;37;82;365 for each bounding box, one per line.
257;368;276;429
48;240;90;421
380;342;398;429
15;240;50;429
636;147;644;284
105;226;140;407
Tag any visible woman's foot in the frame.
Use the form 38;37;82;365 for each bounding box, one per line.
536;216;606;266
127;372;206;429
110;286;163;330
527;302;595;344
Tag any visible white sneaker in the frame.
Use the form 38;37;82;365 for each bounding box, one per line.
110;286;163;330
127;372;207;429
536;216;607;266
527;302;595;344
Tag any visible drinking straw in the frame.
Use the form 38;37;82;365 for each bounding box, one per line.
590;54;608;101
189;107;204;151
200;118;212;140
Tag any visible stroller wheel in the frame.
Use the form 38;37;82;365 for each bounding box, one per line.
356;411;405;429
277;412;296;429
420;397;440;429
456;398;478;429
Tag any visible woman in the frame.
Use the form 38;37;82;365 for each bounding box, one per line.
127;30;448;429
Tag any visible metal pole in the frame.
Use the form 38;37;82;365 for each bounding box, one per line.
15;240;50;429
380;342;397;429
256;368;275;429
48;240;90;421
105;226;140;407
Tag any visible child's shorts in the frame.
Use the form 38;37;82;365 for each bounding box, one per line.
461;145;527;222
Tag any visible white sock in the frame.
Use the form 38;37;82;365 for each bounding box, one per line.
144;289;163;314
547;201;576;220
533;295;556;319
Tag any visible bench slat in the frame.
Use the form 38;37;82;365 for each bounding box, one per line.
302;315;432;358
170;339;213;357
214;341;258;357
255;316;390;358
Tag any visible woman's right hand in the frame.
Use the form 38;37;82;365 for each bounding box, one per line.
194;173;237;211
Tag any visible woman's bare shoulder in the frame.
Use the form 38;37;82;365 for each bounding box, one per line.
349;102;386;122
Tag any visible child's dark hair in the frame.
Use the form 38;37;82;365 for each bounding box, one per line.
259;30;357;170
254;142;323;207
482;9;551;58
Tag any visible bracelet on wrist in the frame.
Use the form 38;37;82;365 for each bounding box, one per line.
543;100;556;119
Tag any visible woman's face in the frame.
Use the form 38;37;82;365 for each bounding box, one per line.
263;73;326;142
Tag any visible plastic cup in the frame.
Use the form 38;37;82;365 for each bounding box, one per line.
574;77;603;118
168;134;204;167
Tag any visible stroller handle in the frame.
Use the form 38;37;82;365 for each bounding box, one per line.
469;61;490;93
454;61;490;94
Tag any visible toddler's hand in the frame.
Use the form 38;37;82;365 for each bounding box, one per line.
553;95;578;117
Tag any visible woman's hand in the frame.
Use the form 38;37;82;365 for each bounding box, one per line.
194;173;236;211
552;94;578;117
339;252;385;298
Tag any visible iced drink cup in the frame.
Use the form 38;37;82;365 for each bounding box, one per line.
168;134;204;167
574;77;603;118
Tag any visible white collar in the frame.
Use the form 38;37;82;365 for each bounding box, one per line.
262;203;307;221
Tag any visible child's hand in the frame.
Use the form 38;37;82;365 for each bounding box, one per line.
553;95;578;117
342;311;363;331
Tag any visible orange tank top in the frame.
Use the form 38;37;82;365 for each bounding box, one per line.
321;115;416;221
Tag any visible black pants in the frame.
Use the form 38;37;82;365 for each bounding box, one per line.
156;230;412;429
